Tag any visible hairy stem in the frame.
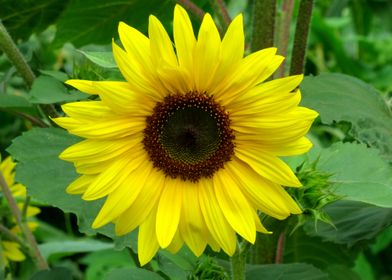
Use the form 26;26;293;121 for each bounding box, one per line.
0;21;58;118
275;0;295;77
251;0;277;51
0;171;49;270
209;0;231;32
0;21;35;88
175;0;205;22
290;0;314;75
0;224;24;246
230;241;248;280
274;231;286;263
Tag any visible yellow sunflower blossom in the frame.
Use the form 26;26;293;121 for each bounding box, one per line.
1;241;25;266
0;156;41;265
54;5;318;265
0;156;26;197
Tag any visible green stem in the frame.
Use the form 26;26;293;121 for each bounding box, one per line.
0;20;58;119
289;0;314;75
0;171;49;270
275;0;295;78
0;224;24;246
0;20;35;88
209;0;231;33
251;0;277;51
230;241;248;280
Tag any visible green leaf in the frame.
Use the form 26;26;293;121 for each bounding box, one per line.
284;228;358;270
157;247;197;280
39;239;114;260
29;267;73;280
53;0;175;47
301;73;392;161
0;94;32;108
353;253;376;280
0;0;68;41
39;70;69;82
29;76;88;104
308;142;392;207
81;249;136;280
371;225;392;254
103;268;165;280
325;265;360;280
78;51;117;68
246;263;328;280
303;201;392;246
7;128;136;249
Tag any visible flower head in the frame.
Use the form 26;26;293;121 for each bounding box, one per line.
54;5;318;265
0;156;40;266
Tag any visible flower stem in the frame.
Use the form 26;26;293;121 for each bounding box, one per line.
275;0;295;78
274;230;286;263
175;0;205;22
0;20;35;88
289;0;314;75
251;0;277;51
209;0;231;32
0;20;58;119
0;224;24;246
230;241;248;280
0;171;49;270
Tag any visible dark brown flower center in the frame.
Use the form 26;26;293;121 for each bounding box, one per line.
143;92;235;182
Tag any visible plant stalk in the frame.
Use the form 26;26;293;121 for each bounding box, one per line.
275;0;295;77
274;230;286;263
251;0;277;51
290;0;314;75
230;241;247;280
0;20;35;88
209;0;231;32
0;171;49;270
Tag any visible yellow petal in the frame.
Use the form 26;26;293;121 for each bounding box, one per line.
82;149;145;200
214;171;256;243
53;116;144;140
227;158;302;217
156;179;182;248
166;228;184;254
138;207;160;266
66;175;94;194
194;13;221;92
115;170;165;235
149;15;178;67
93;81;155;114
112;41;160;98
235;147;301;187
65;80;97;95
173;5;196;73
2;241;25;262
92;160;153;228
61;101;112;121
213;48;278;103
118;21;151;69
179;182;207;256
199;178;236;255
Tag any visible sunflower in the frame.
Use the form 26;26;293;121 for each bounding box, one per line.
54;5;318;265
1;241;25;266
0;156;41;265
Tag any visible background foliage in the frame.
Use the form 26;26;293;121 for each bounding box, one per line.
0;0;391;279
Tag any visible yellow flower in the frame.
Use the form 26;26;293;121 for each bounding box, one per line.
0;156;40;266
0;156;26;197
1;241;25;266
54;5;318;265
